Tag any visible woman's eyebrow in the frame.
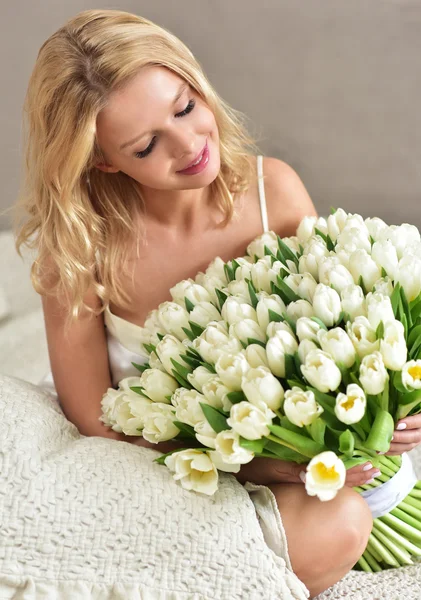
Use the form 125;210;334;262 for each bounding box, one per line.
119;82;189;151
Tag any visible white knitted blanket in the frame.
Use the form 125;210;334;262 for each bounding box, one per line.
0;374;310;600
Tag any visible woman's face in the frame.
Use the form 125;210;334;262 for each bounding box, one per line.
95;66;221;190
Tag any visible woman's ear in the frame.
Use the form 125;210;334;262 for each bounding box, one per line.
94;162;120;173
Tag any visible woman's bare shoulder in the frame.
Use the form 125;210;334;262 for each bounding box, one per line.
260;156;318;236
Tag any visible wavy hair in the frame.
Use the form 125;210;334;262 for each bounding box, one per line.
13;8;260;332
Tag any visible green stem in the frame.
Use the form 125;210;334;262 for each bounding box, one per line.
403;495;421;511
362;547;383;572
373;519;421;555
372;524;413;566
356;555;372;572
392;506;421;530
380;513;421;545
366;538;384;563
367;531;400;567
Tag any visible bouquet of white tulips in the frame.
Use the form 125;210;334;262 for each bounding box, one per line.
100;207;421;572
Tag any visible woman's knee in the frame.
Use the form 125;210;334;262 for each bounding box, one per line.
334;487;373;560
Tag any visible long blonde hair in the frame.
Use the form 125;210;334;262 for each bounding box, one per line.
13;9;260;332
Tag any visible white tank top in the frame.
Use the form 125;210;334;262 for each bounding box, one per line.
40;156;269;390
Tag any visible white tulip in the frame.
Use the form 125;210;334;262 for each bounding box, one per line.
282;236;301;253
298;339;319;364
346;316;380;358
227;278;253;303
245;343;270;368
247;230;279;259
229;319;267;345
256;294;286;331
208;450;242;473
170;279;212;307
373;277;394;297
312;284;342;327
297;273;318;302
366;292;395;330
202;376;233;412
215;352;250;391
156;335;188;374
365;216;388;242
227;401;275;440
340;284;367;321
157;302;191;341
336;226;371;254
221;296;258;325
326;208;349;241
214;429;255;464
318;256;355;294
300;349;342;393
316;327;356;368
195;273;227;305
142;403;180;443
171;387;211;427
241;366;285;411
371;240;399;280
250;256;282;293
100;387;144;433
143;310;167;346
187;365;216;393
149;350;166;372
204;256;229;283
266;330;299;377
305;451;346;501
283;387;324;427
139;369;179;403
164;449;219;496
397;255;421;302
286;299;314;323
296;215;318;243
189;302;222;328
283;273;302;295
296;317;322;343
335;384;366;424
359;351;389;395
192;322;230;363
194;419;218;449
380;320;408;371
343;213;370;234
378;224;421;260
402;360;421;390
348;249;382;292
266;320;295;338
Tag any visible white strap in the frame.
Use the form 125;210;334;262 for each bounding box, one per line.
257;155;269;233
360;452;418;518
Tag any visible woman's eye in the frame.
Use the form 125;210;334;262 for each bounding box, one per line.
134;99;196;159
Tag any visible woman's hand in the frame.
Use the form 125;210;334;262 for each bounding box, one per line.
234;457;306;486
344;462;382;487
384;415;421;455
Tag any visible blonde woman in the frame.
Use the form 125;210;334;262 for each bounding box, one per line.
13;9;376;598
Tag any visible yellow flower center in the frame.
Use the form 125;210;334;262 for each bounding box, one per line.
314;462;340;483
408;365;421;381
342;396;357;411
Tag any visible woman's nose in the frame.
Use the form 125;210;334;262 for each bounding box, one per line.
170;127;196;159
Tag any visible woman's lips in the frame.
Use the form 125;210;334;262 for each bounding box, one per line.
177;142;209;175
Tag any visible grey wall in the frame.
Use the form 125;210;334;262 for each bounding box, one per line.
1;0;421;230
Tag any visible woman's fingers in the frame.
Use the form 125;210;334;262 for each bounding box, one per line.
345;462;381;487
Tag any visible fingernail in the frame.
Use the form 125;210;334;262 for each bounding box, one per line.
397;423;407;430
366;478;375;484
362;463;373;471
391;436;394;441
299;471;306;483
373;470;382;478
377;451;386;455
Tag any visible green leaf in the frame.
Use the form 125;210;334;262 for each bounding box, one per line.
280;416;304;435
199;402;230;433
247;279;259;309
308;419;326;446
268;424;326;458
408;325;421;357
284;353;297;379
129;386;150;399
173;421;197;439
310;316;328;331
363;409;395;452
170;358;192;381
339;429;355;458
131;361;150;374
400;286;413;328
268;308;284;323
276;275;301;303
231;259;241;277
264;440;308;463
239;437;267;453
143;343;157;355
399;389;421;406
215;288;228;311
277;237;299;268
286;378;306;391
201;362;217;374
264;244;277;259
330;206;338;215
376;320;385;341
182;327;196;342
247;337;266;348
390;283;401;318
184;297;195;313
281;311;297;334
156;333;164;342
381;267;388;278
358;275;368;297
226;390;247;404
180;353;201;370
224;263;235;283
189;320;205;338
171;370;191;389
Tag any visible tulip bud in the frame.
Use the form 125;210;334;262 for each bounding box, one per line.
326;208;349;241
156;335;189;374
247;231;279;259
214;429;255;464
380;320;408;370
298;339;319;364
348;249;382;292
256;294;287;331
312;284;342;327
296;317;322;343
359;351;389;395
157;301;191;341
215;352;250;391
318;256;355;294
316;327;356;368
371;240;399;280
366;292;395;330
266;330;299;377
222;296;258;325
300;349;342;393
227;401;275;440
283;386;324;427
139;369;179;403
229;319;266;345
245;343;269;368
286;299;315;322
397;255;421;302
187;365;216;393
189;302;222;328
346;317;380;358
340;284;367;321
241;366;285;411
